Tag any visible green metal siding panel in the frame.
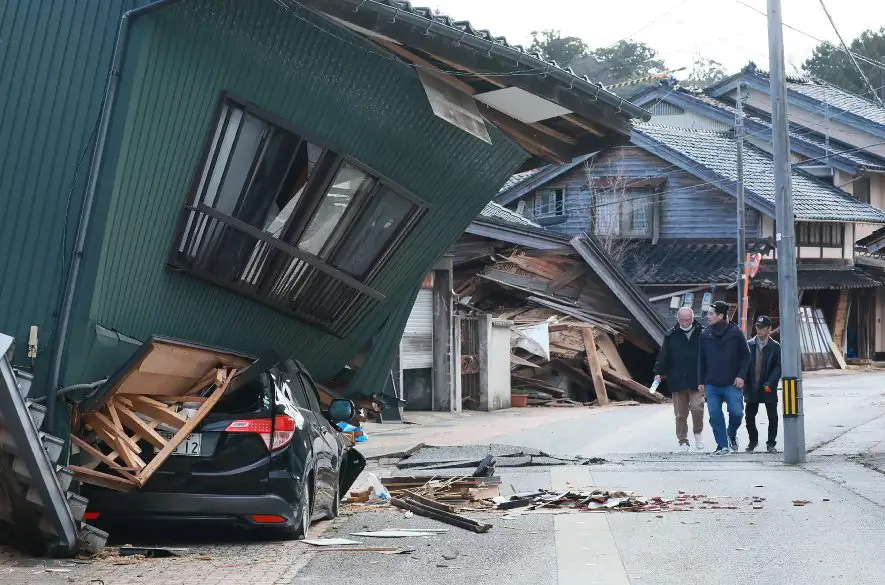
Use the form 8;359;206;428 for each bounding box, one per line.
0;0;151;384
77;0;525;388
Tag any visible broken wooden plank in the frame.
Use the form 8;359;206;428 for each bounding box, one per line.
582;328;609;406
69;465;137;492
547;264;585;293
390;497;492;533
594;332;631;378
114;402;169;450
134;369;234;487
510;374;567;397
128;396;188;429
70;435;139;483
600;368;663;403
87;410;141;454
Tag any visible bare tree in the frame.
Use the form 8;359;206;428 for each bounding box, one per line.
582;152;643;264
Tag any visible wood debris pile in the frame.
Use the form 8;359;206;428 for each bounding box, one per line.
494;490;743;513
456;250;662;406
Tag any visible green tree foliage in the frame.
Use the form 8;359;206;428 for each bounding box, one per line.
683;56;728;90
589;40;666;83
528;29;589;65
803;27;885;99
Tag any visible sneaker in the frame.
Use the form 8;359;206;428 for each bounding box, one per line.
728;436;739;452
766;445;778;453
712;447;731;456
694;433;705;451
678;442;691;453
746;442;758;453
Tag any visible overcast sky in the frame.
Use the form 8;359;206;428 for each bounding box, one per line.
429;0;885;82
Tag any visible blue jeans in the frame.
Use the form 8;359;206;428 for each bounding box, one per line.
705;384;744;449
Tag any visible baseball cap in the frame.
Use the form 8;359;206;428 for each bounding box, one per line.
711;300;730;317
756;315;772;327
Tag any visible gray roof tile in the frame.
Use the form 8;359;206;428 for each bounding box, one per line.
786;80;885;127
633;123;885;224
478;201;539;227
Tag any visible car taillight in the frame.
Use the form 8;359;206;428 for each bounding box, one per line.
225;415;297;451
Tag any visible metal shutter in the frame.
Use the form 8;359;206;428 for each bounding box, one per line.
401;289;433;369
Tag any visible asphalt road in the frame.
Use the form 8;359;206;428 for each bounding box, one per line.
293;371;885;585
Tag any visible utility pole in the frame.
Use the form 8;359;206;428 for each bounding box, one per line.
735;84;747;334
767;0;806;464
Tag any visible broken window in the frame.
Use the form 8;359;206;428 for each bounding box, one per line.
534;189;565;217
170;97;425;335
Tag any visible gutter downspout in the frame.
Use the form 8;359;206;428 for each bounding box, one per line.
46;0;183;432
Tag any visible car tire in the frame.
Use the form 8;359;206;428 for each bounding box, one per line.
295;474;314;540
328;480;340;520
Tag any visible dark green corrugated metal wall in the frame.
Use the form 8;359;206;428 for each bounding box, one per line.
0;0;151;387
68;0;526;388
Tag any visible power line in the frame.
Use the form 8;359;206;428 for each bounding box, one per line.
732;0;885;74
817;0;885;106
597;0;693;52
789;140;885;167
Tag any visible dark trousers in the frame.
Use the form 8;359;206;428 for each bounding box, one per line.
745;401;778;447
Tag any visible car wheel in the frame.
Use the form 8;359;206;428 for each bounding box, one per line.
295;474;313;540
328;480;341;520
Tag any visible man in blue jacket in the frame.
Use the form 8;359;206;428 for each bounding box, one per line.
698;301;751;455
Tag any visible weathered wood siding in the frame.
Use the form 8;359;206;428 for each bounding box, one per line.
517;146;761;239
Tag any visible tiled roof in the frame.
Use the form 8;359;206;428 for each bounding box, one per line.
617;240;773;285
755;267;884;290
632;124;885;223
786;80;885;128
498;168;544;193
635;83;885;172
478;201;539;227
692;92;885;171
338;1;648;121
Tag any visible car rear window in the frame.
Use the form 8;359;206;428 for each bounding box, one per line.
213;371;272;415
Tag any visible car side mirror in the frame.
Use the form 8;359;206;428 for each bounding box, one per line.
328;399;355;422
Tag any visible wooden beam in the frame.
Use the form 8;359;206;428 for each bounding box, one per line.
70;435;139;483
478;103;573;163
134;370;236;487
547;264;585;293
129;396;188;430
414;47;586;144
581;329;609;406
600;367;663;404
114;402;169;451
69;465;137;492
562;114;605;137
86;411;142;455
84;416;145;471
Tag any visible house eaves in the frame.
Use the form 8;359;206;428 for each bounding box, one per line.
570;234;667;346
633;84;885;175
631;124;885;224
295;0;650;166
707;67;885;141
466;217;570;250
495;153;594;206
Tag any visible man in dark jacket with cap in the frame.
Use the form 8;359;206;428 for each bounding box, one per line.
654;307;705;452
698;301;751;455
744;315;782;453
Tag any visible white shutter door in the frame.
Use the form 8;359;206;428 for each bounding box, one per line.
401;289;433;369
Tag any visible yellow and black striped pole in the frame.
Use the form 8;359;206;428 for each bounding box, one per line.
782;377;799;417
605;67;686;91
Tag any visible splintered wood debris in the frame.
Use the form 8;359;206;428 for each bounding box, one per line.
456;250;662;407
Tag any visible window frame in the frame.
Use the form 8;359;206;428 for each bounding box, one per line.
591;187;654;239
797;222;844;248
533;188;565;218
168;94;429;335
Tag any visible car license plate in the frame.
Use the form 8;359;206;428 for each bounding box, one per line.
171;433;202;457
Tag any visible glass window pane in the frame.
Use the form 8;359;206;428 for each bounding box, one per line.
625;194;649;236
298;162;371;256
331;187;415;277
594;192;620;236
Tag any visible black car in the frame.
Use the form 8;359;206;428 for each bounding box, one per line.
80;348;365;539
